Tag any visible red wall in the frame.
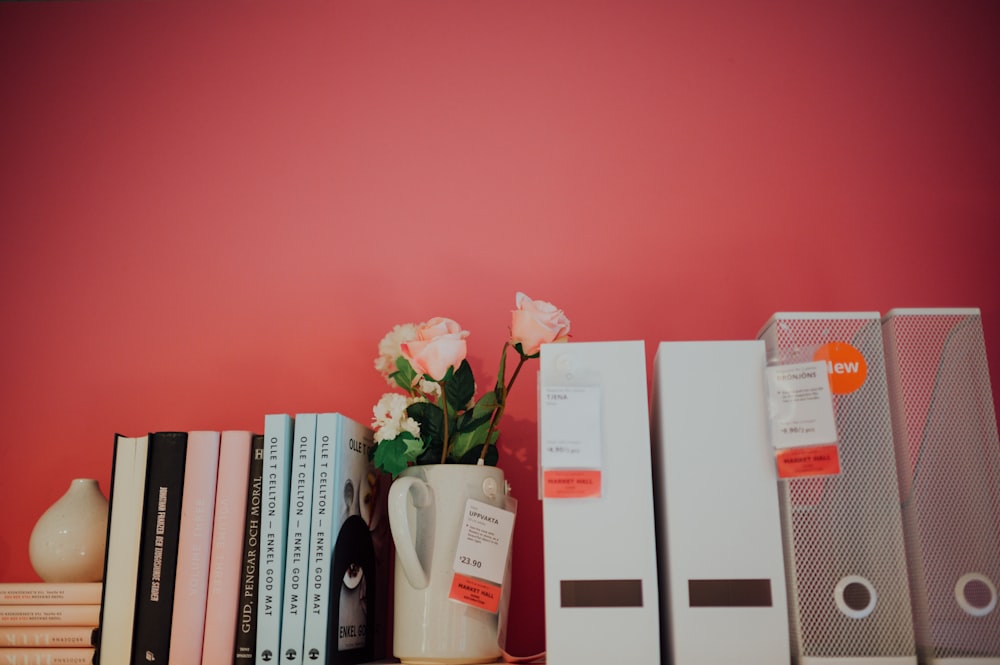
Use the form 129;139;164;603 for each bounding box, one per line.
1;1;998;655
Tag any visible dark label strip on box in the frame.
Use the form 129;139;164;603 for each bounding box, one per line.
688;579;773;607
560;579;643;608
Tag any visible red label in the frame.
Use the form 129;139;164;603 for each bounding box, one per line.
776;444;841;479
542;470;602;498
448;573;501;613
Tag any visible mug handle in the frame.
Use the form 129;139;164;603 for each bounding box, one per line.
388;475;433;590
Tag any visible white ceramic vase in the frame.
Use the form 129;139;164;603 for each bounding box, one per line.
29;478;109;583
388;464;510;665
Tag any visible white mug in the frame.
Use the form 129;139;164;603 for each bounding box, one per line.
388;464;508;664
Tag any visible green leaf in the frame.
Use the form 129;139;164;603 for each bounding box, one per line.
471;390;499;418
455;410;492;435
373;438;412;478
416;439;443;466
448;421;499;460
448;428;479;460
391;356;417;392
445;360;476;411
407;401;444;446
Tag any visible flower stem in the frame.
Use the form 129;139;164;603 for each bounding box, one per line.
479;346;529;462
440;378;450;464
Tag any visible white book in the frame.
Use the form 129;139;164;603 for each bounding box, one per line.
255;414;294;665
278;414;318;665
95;434;149;665
301;413;386;665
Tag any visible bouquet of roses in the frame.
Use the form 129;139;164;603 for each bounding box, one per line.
371;292;571;477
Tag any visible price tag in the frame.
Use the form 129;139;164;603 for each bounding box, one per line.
776;444;841;479
540;385;602;469
542;470;602;499
449;499;515;613
765;361;839;450
448;574;502;613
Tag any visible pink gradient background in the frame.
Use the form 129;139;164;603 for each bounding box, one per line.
1;1;998;655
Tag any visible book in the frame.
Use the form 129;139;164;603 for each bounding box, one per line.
199;431;254;665
278;414;317;665
0;584;102;606
0;647;95;664
0;626;96;648
301;413;389;665
0;606;99;627
131;431;188;665
94;434;149;665
255;414;294;665
234;433;265;664
166;430;221;665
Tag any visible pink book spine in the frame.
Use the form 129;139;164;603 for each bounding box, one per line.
200;431;253;665
166;431;221;665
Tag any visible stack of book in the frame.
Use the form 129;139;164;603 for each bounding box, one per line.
94;414;390;665
0;581;101;664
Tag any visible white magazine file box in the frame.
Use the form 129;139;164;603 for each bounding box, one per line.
649;340;791;665
539;340;661;665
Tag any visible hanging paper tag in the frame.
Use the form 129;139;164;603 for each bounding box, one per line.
766;361;841;478
540;385;602;468
765;361;839;450
449;499;515;613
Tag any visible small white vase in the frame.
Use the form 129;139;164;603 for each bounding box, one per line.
29;478;109;583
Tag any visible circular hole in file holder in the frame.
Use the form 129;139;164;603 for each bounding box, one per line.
834;576;877;619
956;573;997;617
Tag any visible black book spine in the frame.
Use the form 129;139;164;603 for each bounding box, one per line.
234;433;265;664
131;431;188;665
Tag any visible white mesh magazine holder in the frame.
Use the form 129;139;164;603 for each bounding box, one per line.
759;312;917;665
882;308;1000;664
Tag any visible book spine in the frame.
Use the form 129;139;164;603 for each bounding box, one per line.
0;647;95;664
254;414;293;665
94;434;149;665
0;606;100;627
234;434;265;664
200;431;253;664
93;435;124;665
328;417;380;665
0;584;102;606
300;413;338;665
131;431;188;665
166;431;221;665
278;414;317;665
0;626;96;648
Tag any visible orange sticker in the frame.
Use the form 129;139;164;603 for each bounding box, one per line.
449;573;502;613
813;342;867;394
542;470;602;499
776;444;841;479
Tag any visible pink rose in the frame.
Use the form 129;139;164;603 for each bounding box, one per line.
401;317;470;380
510;292;571;356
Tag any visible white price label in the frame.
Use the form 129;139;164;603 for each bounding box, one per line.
766;361;839;450
452;499;515;586
540;385;602;469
